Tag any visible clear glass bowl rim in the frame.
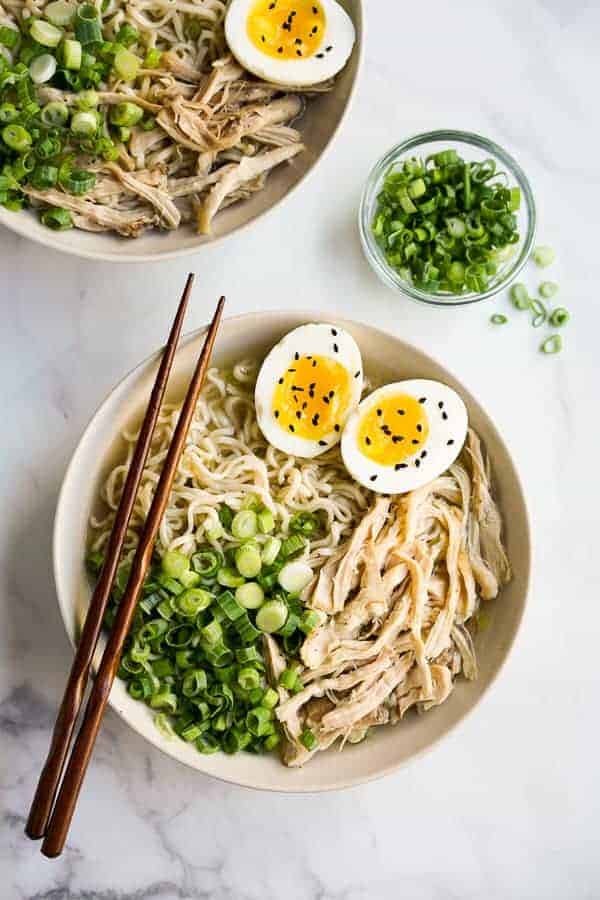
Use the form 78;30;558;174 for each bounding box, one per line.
358;129;537;307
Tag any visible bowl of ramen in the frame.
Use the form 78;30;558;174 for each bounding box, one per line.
0;0;362;261
53;310;531;791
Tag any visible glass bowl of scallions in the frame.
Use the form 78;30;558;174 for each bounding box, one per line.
359;130;536;307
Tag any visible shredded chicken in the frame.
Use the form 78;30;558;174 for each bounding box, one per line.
281;430;511;766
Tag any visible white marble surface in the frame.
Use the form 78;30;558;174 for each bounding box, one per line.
2;1;600;897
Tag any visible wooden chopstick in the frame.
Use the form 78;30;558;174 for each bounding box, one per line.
25;274;195;843
41;295;225;858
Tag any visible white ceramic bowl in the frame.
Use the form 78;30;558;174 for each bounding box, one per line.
0;3;362;263
54;311;531;792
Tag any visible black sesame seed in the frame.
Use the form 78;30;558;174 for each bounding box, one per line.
289;424;295;432
412;439;419;445
312;5;318;12
312;360;317;367
311;25;318;33
326;45;332;51
291;385;303;392
331;328;337;336
415;459;421;468
296;411;302;420
302;402;307;410
261;35;265;41
294;352;299;360
309;391;315;399
370;475;378;482
316;52;324;58
278;378;283;385
355;370;360;378
328;390;334;398
288;367;296;372
392;435;403;444
293;395;298;404
296;49;302;55
377;409;382;416
307;355;312;360
442;411;448;420
397;409;405;415
269;1;275;7
323;396;330;404
365;436;372;445
295;37;302;44
277;46;283;52
275;410;279;418
416;424;423;433
334;424;340;432
447;439;454;446
419;397;426;404
438;401;444;409
395;463;408;471
333;343;339;353
421;450;427;458
318;440;327;446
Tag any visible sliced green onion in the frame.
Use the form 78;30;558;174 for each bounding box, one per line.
549;307;570;327
161;550;190;580
116;23;139;47
0;25;20;49
300;727;317;750
277;561;312;594
2;124;32;152
289;512;320;536
196;732;220;753
261;688;279;710
30;164;58;189
490;314;508;325
182;668;208;697
279;666;300;691
257;508;275;534
62;38;82;70
279;533;305;560
235;581;264;610
30;19;63;48
530;297;547;328
45;1;77;26
264;732;280;751
256;599;288;634
144;47;162;68
0;103;19;124
40;206;72;230
154;712;175;739
231;509;257;540
261;536;281;567
299;609;320;634
41;101;69;127
215;590;245;622
176;587;213;617
113;45;140;80
246;706;273;737
70;110;97;136
510;282;530;310
109;100;144;127
235;544;262;579
539;281;558;299
201;618;223;646
205;521;224;542
238;667;260;691
540;334;562;355
532;245;555;268
29;53;57;84
75;3;102;44
149;688;178;713
191;546;223;578
60;166;96;195
217;566;245;589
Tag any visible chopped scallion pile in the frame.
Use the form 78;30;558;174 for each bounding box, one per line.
372;149;521;295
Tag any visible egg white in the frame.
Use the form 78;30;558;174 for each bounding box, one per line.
341;379;468;494
225;0;356;87
255;322;363;458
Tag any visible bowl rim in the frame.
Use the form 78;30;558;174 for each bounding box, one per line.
358;128;537;307
0;5;364;265
52;309;532;792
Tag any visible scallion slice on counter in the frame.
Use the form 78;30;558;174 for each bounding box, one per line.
490;314;508;325
549;307;570;327
540;334;562;354
510;282;530;309
539;281;558;299
532;245;555;268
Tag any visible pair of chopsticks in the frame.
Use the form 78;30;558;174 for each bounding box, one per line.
26;274;225;857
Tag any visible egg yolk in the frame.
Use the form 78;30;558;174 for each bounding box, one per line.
357;394;430;467
272;353;352;442
246;0;325;60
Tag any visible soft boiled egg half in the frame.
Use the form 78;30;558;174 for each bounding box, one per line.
225;0;356;87
255;323;363;457
341;379;468;493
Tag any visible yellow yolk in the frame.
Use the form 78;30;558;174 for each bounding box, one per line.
357;394;430;467
246;0;325;60
272;353;352;441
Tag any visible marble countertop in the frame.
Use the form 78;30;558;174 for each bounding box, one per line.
2;1;599;897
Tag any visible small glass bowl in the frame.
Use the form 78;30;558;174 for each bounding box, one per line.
358;130;536;307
